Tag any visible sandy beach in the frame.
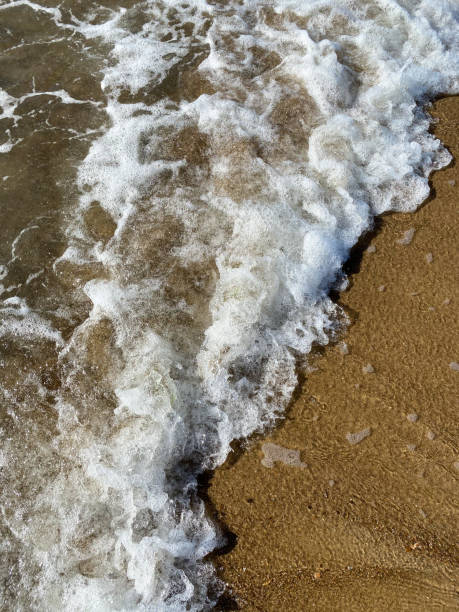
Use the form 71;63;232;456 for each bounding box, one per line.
2;3;458;607
209;97;459;611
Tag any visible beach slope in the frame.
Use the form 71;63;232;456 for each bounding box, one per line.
209;96;459;612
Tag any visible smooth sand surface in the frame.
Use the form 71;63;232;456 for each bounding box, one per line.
209;97;459;611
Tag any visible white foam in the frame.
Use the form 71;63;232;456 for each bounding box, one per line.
0;296;63;345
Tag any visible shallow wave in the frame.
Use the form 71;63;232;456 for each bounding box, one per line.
0;0;458;609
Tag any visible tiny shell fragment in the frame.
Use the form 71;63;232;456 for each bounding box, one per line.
362;363;374;374
346;428;371;445
397;227;415;245
261;442;307;468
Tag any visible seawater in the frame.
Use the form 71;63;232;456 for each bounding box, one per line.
0;0;457;609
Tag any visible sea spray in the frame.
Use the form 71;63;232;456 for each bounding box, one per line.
0;0;458;609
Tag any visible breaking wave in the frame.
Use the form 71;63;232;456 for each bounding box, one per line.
0;0;458;609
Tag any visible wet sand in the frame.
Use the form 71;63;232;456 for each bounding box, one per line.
209;97;459;611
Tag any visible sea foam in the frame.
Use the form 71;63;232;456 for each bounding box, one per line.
1;0;458;610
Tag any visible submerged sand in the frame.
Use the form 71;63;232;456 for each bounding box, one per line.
209;97;459;611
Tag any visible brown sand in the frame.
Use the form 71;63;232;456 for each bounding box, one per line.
209;97;459;611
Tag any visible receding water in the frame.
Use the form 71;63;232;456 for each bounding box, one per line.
0;1;458;610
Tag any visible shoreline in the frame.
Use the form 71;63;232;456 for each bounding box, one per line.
209;96;459;611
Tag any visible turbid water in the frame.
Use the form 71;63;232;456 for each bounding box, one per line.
0;1;458;610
